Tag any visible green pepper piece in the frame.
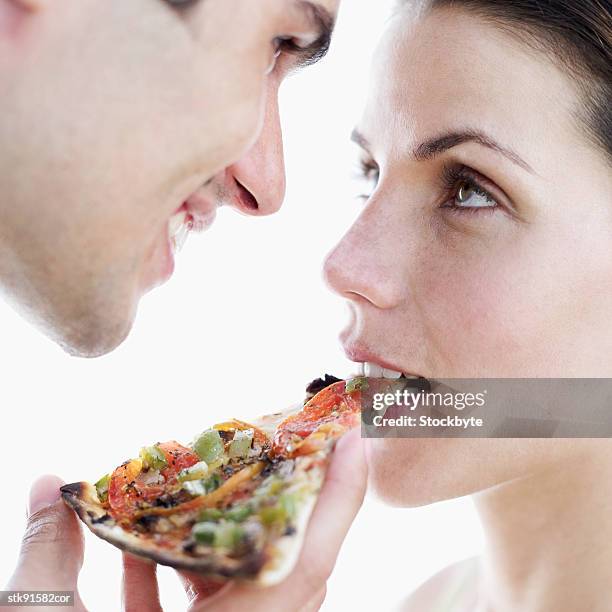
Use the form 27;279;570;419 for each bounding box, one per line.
346;377;368;393
225;504;252;523
215;522;245;549
192;522;217;545
94;474;110;503
203;473;222;494
139;445;168;471
198;507;224;522
254;475;284;498
228;429;254;459
280;494;296;520
177;461;209;483
259;504;287;527
193;430;224;465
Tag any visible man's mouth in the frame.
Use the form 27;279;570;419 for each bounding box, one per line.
166;189;219;255
167;205;193;254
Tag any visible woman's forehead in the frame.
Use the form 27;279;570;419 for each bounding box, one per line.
361;7;580;165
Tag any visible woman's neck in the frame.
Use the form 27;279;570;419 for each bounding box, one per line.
474;441;612;612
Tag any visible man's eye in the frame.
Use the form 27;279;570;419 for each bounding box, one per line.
454;181;497;208
266;38;289;74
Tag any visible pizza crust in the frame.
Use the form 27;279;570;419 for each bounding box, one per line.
61;482;268;580
61;453;330;585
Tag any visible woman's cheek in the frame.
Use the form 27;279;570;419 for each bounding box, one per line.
418;263;531;377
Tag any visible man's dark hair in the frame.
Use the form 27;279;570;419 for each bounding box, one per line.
405;0;612;161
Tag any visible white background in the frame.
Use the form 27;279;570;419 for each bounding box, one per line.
0;2;483;610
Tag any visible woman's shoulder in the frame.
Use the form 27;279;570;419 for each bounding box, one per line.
398;557;480;612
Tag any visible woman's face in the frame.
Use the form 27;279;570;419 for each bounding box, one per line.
324;6;612;505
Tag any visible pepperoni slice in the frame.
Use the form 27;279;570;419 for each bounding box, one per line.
271;380;361;457
108;441;199;522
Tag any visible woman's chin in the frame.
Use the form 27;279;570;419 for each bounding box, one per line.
364;437;522;507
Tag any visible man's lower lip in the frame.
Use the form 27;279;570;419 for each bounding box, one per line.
141;229;176;294
162;236;176;281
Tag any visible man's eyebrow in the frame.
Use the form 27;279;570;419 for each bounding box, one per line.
413;129;534;173
290;1;335;68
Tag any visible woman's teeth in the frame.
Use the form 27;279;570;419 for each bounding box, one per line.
168;210;192;253
359;362;420;379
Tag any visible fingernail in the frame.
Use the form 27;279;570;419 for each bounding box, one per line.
28;475;64;516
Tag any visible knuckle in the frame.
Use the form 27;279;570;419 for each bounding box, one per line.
299;551;333;593
298;584;328;612
22;510;60;549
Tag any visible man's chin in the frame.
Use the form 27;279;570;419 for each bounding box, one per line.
40;302;137;358
57;326;130;358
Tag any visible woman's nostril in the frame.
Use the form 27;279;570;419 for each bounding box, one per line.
234;179;259;211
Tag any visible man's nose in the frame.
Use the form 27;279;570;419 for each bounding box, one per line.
225;79;285;216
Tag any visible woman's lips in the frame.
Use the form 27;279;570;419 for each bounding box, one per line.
343;345;424;379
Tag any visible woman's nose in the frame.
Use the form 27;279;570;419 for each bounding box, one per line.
323;201;406;310
225;78;285;216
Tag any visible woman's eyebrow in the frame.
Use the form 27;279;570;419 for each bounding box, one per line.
350;127;533;174
413;129;535;174
350;128;371;152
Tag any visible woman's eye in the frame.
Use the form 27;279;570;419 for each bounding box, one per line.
454;181;497;208
353;159;379;200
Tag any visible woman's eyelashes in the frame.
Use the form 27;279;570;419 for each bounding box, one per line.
353;157;510;218
353;157;379;200
439;164;500;215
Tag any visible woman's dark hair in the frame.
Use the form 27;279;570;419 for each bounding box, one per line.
414;0;612;161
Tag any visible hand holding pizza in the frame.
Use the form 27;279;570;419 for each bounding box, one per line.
122;429;367;612
6;474;88;611
5;429;366;611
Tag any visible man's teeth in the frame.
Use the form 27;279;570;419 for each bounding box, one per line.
360;362;419;379
168;210;192;253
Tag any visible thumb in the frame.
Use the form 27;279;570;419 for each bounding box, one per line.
7;475;84;592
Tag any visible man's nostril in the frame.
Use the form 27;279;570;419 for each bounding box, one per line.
234;179;259;211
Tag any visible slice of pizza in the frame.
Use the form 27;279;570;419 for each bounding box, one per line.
61;376;362;585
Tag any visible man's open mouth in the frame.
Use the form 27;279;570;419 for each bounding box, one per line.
166;188;219;255
167;205;193;254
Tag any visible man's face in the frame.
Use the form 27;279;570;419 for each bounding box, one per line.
0;0;337;356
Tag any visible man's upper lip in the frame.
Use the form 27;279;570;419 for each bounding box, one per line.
342;344;422;377
184;190;216;218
